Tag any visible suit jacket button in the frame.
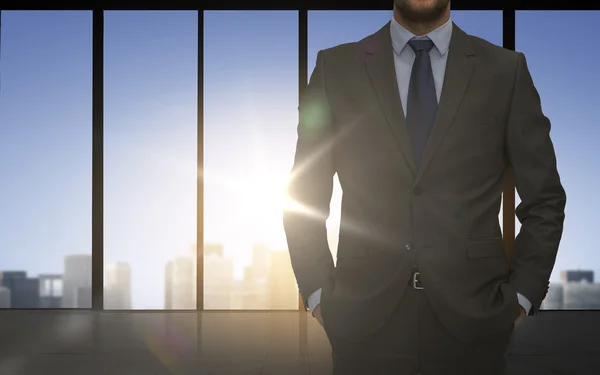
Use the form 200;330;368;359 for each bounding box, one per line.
405;242;412;251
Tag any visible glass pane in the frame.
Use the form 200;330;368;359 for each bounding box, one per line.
516;11;599;310
204;11;299;310
104;11;198;310
0;11;92;309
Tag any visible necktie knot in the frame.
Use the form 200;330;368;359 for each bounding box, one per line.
408;37;434;53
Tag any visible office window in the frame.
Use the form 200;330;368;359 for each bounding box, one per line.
516;11;599;310
204;11;299;310
307;10;503;255
0;11;92;309
104;11;198;310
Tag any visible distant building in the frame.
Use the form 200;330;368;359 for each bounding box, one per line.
230;280;246;309
561;270;594;283
237;244;273;310
17;278;40;308
164;256;194;309
0;286;11;308
562;283;600;309
541;283;564;310
0;271;25;307
268;250;298;310
204;251;234;309
105;262;132;309
39;274;62;308
165;262;172;310
0;271;39;308
77;286;92;308
62;255;92;308
252;243;271;281
190;244;198;306
541;271;600;310
204;243;224;257
243;265;268;309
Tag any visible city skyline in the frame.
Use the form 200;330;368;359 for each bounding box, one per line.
0;240;301;309
1;10;598;309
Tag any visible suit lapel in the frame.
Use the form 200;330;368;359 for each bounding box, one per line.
415;23;476;184
364;22;417;175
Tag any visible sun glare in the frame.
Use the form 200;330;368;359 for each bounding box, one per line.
240;172;290;220
204;165;293;251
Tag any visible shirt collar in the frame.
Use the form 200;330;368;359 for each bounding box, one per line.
390;16;452;56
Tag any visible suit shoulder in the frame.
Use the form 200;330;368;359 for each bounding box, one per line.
467;34;520;67
321;40;361;55
318;39;364;67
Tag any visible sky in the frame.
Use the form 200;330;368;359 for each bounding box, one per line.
0;10;597;309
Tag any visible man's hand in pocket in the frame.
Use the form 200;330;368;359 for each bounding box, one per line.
514;306;526;329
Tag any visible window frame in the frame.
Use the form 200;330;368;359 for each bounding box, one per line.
1;1;594;311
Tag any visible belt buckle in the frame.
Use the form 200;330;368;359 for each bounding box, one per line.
413;271;423;290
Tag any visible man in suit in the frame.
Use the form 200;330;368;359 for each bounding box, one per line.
283;0;566;374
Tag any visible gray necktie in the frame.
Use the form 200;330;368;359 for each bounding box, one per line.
405;37;437;169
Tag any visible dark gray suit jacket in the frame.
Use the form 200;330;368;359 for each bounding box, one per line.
283;21;566;343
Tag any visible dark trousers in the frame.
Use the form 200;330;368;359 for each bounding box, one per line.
326;276;515;375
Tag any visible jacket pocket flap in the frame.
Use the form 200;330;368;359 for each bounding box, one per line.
465;237;505;258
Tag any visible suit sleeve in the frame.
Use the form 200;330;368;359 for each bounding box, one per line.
283;50;335;309
506;52;567;315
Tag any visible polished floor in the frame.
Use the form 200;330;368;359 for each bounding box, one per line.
0;310;599;375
